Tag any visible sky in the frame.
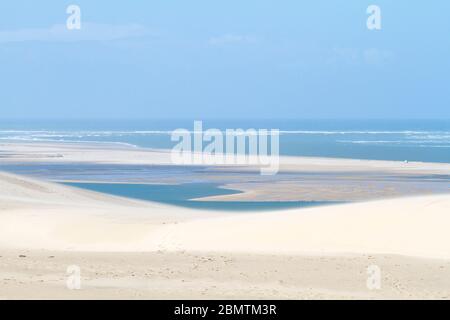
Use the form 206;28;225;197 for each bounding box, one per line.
0;1;449;120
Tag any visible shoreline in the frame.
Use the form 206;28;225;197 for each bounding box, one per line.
1;141;450;169
1;141;449;203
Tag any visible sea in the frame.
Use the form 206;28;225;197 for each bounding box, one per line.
0;119;449;163
1;119;448;211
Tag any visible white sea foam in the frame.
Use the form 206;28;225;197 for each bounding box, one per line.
1;130;450;136
1;130;449;148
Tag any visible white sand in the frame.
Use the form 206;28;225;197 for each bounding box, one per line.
155;195;450;259
0;169;450;299
2;141;450;174
1;170;449;258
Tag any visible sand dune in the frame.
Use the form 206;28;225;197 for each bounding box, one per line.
155;195;450;259
1;171;449;257
1;171;450;299
0;172;210;252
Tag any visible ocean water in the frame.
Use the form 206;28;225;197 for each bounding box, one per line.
64;182;336;211
1;119;449;163
1;119;448;210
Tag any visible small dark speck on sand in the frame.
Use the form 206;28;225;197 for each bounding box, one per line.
19;255;27;258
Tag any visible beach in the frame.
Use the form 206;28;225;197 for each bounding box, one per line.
2;0;449;303
0;142;450;299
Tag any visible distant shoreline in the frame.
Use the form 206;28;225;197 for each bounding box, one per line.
1;118;450;163
1;140;450;167
1;141;449;203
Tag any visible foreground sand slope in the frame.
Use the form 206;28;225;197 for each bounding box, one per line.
156;195;450;259
1;171;449;259
0;172;210;251
2;250;449;299
1;171;450;299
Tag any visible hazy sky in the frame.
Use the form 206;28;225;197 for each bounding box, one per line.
0;1;449;119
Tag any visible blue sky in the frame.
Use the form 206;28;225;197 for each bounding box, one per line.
0;1;449;119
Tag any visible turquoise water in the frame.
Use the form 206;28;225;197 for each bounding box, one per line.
2;119;448;211
1;119;450;163
64;182;335;211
